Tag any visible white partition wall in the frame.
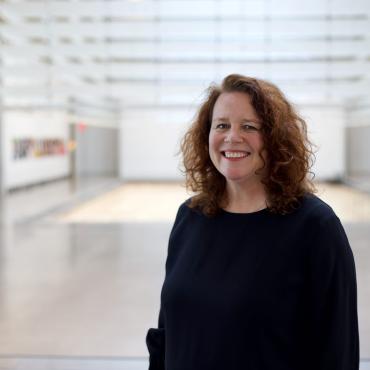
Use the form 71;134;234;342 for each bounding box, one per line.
1;110;70;189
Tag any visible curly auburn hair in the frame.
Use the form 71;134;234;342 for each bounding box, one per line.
180;74;316;216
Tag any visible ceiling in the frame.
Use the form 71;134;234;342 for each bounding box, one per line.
1;0;369;110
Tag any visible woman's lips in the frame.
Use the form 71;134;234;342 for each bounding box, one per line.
221;150;251;160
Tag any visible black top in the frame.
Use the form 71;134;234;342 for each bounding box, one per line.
146;194;359;370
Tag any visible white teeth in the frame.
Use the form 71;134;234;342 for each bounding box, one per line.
224;151;248;158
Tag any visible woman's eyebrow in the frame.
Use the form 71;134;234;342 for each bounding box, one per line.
240;118;261;124
212;117;230;122
212;117;261;124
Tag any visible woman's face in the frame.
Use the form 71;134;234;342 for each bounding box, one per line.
208;91;266;189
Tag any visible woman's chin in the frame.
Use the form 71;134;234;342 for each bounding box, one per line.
223;173;263;188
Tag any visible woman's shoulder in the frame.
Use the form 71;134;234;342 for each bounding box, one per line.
171;196;211;231
175;197;192;217
300;194;354;270
171;197;197;229
295;193;339;225
168;198;204;249
175;196;205;217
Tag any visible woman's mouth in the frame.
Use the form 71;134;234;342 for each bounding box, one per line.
222;151;251;159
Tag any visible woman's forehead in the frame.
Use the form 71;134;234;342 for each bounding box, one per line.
212;92;260;121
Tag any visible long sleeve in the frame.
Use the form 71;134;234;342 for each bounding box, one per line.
146;306;165;370
145;202;188;370
307;215;359;370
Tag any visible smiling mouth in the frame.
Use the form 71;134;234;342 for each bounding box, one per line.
222;151;251;158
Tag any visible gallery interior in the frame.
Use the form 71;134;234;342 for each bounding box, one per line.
0;0;369;368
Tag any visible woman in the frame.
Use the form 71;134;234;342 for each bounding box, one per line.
146;74;359;370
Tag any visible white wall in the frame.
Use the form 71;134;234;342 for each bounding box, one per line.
2;110;70;189
346;106;370;175
120;108;192;180
120;104;346;181
300;105;346;180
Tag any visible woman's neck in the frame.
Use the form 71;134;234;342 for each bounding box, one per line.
223;182;268;213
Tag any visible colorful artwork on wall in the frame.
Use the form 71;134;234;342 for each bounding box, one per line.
13;138;66;160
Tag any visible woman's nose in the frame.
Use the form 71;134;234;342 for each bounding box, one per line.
224;126;243;143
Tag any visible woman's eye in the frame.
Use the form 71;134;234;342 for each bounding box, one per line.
215;123;228;129
242;124;258;131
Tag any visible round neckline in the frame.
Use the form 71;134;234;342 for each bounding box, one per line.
220;206;269;217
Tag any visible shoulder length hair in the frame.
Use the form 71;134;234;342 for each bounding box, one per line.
180;74;316;216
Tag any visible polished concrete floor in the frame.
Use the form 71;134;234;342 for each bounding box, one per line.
0;178;369;369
